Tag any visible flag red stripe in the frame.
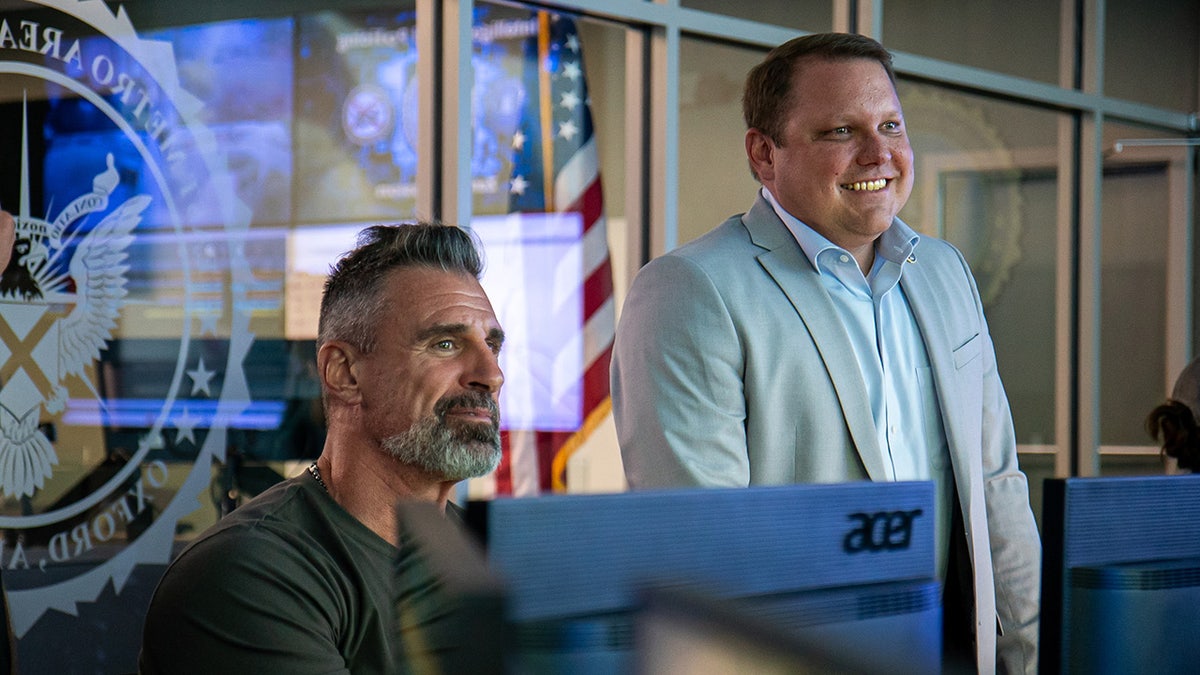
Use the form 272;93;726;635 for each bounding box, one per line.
565;180;604;232
583;257;612;318
496;430;513;495
536;430;570;489
582;343;613;413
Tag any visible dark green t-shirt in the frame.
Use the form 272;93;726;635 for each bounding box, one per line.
139;472;398;674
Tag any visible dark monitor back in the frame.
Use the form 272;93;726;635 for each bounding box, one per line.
1040;474;1200;674
466;481;940;674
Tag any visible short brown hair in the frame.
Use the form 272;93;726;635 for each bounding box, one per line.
742;32;896;146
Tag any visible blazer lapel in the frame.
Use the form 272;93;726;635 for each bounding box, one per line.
902;253;997;672
741;197;889;481
900;258;970;472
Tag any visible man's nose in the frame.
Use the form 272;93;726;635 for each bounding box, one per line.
857;132;893;165
466;348;504;394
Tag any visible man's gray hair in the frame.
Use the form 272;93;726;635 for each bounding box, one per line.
317;223;485;354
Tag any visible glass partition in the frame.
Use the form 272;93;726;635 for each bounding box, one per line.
465;4;627;496
681;0;831;33
897;81;1064;451
0;1;415;669
1104;0;1200;112
1098;122;1191;472
882;0;1062;85
677;35;763;245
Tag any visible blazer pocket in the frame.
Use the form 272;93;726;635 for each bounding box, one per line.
953;333;982;370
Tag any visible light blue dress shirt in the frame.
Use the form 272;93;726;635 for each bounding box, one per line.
763;188;952;577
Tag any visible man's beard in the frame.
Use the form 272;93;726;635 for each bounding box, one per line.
382;392;502;481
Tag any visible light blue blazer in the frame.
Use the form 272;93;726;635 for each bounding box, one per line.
611;195;1041;674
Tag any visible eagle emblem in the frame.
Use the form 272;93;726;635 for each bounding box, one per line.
0;152;147;499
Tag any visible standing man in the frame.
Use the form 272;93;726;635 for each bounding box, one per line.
611;33;1039;674
140;223;505;674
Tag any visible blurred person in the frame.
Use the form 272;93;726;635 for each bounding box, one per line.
139;223;505;674
1146;356;1200;472
611;33;1039;674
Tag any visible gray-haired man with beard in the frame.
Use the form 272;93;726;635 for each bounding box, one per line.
139;224;505;675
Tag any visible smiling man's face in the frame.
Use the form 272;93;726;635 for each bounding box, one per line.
747;56;913;253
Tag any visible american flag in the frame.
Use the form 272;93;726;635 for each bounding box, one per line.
495;11;613;495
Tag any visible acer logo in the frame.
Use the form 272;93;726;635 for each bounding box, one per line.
843;509;923;553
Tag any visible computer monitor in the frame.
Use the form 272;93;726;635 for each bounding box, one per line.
465;481;942;674
1039;474;1200;674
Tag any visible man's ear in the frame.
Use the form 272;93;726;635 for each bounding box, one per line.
745;128;775;182
318;341;362;405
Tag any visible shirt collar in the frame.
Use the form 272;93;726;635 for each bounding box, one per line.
761;186;920;272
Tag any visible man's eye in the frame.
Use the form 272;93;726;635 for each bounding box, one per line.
434;339;456;351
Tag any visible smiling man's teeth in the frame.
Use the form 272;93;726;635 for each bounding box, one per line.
843;179;887;191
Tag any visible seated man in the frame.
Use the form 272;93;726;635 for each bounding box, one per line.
139;223;505;674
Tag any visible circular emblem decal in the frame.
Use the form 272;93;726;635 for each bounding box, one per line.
342;83;394;145
0;0;253;638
